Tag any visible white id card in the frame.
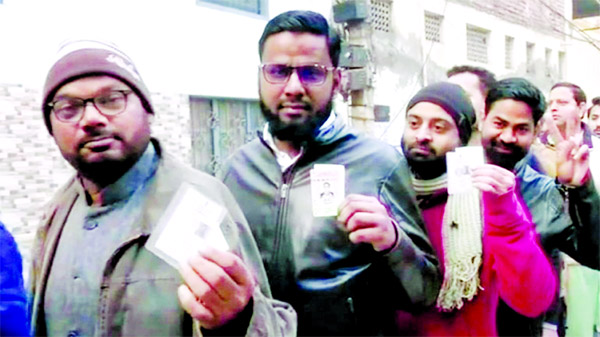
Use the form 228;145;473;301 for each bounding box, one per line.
310;164;345;217
147;182;229;269
446;146;485;195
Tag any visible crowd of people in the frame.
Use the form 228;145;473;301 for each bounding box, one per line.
0;9;598;337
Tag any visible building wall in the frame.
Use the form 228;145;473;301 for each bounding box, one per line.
0;0;597;273
0;0;333;276
371;0;576;146
0;83;191;273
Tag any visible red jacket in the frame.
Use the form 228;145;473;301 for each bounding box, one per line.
396;190;556;336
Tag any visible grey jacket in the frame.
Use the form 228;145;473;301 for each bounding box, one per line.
29;140;296;336
220;116;440;336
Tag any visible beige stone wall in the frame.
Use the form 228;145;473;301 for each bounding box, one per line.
0;83;191;277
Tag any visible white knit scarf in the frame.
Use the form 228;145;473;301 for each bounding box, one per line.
412;173;484;311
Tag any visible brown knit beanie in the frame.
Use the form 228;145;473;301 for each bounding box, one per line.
42;40;153;134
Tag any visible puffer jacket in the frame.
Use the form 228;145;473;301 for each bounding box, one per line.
29;139;296;337
220;116;440;336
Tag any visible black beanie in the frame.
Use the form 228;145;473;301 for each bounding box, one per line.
42;40;153;135
406;82;475;145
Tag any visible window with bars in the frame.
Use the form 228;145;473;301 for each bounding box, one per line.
197;0;267;16
558;51;565;79
190;97;264;176
505;36;514;69
369;0;392;33
424;11;443;42
526;42;535;73
545;48;552;76
466;25;489;64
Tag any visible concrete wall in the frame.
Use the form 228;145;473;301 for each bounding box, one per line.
0;0;598;275
372;0;576;146
0;0;334;276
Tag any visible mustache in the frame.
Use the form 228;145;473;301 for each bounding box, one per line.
490;139;521;153
278;101;311;110
78;134;117;149
404;140;436;156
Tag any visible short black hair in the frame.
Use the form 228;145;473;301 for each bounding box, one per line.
589;96;600;118
447;65;497;96
485;78;546;126
258;10;341;67
551;82;587;105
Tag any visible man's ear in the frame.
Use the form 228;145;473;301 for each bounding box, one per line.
332;68;342;95
578;102;587;120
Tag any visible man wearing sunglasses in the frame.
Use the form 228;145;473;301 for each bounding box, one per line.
219;10;440;336
29;40;296;336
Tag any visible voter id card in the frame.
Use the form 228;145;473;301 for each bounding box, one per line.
147;182;229;269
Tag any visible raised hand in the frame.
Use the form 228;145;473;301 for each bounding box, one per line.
178;248;255;329
337;194;396;252
543;113;590;186
471;164;516;196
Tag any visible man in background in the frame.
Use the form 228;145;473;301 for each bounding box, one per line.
447;65;497;145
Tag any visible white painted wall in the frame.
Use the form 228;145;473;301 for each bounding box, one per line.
0;0;332;99
372;0;588;146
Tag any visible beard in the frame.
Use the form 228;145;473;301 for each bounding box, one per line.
65;139;149;189
259;100;333;145
401;138;448;180
482;138;527;170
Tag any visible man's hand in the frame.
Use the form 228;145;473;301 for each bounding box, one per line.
337;194;396;252
556;135;590;186
544;113;590;186
178;248;255;330
471;164;516;196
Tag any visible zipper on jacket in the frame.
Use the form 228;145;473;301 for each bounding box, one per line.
272;169;294;272
280;183;289;199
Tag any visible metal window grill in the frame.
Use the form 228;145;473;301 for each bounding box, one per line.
466;25;489;64
526;42;535;73
200;0;263;15
558;51;565;79
505;36;514;69
545;48;552;76
369;0;392;33
424;11;443;42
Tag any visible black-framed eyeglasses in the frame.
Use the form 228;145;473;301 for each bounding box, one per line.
48;90;133;123
260;64;336;86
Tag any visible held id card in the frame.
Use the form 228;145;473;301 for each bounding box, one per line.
310;164;345;217
147;182;229;269
446;146;485;195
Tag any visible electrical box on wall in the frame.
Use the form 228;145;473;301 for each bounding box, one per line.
373;105;390;122
339;44;369;68
333;0;369;23
345;68;369;90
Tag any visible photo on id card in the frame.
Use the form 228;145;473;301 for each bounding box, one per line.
310;164;345;217
446;146;485;195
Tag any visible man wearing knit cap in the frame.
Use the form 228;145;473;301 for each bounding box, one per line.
395;81;556;336
29;40;296;336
